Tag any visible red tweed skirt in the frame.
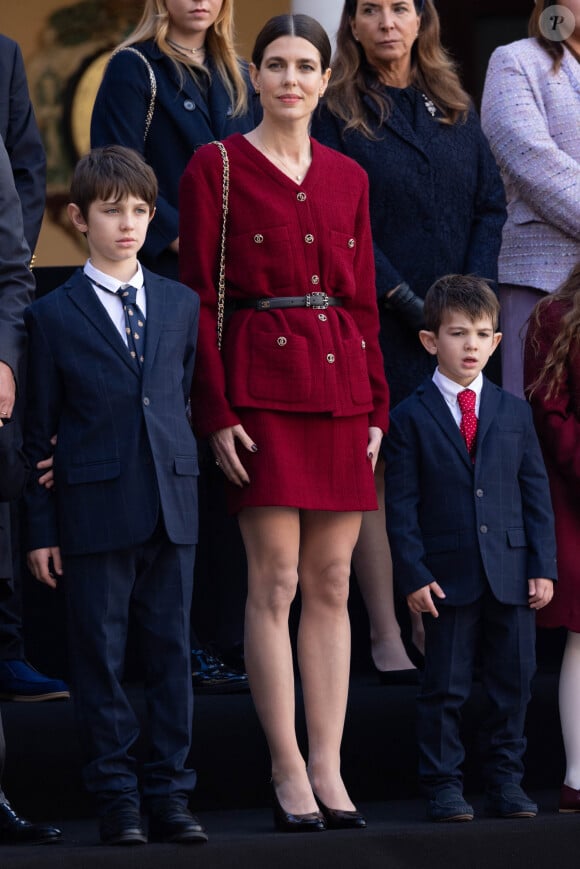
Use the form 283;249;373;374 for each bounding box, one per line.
225;409;378;515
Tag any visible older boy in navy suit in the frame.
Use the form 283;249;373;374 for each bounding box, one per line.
385;275;557;822
23;146;205;846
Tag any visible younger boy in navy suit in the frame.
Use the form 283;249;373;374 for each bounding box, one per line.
384;275;557;822
23;146;206;846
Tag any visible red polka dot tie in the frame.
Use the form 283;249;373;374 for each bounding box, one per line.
457;388;478;462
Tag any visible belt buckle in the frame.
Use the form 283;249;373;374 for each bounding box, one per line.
307;292;329;309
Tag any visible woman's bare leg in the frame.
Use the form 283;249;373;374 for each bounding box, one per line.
239;506;318;815
298;510;362;811
352;459;417;671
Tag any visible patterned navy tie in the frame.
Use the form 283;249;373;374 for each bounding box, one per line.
117;284;146;368
457;388;478;462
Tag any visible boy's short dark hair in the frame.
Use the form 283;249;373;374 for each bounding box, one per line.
70;145;158;219
423;274;500;333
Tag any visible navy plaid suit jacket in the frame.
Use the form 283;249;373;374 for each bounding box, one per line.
384;376;557;606
24;267;199;556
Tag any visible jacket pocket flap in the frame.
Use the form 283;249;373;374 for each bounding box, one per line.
507;527;527;548
174;456;199;476
67;460;121;485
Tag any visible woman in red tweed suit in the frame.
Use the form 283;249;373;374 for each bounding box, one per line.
524;262;580;813
180;14;389;832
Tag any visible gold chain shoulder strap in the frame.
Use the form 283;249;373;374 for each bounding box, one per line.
110;47;157;143
211;141;230;351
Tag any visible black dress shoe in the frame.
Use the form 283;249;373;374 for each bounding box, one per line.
148;801;208;844
272;784;326;833
191;648;249;694
314;794;367;829
99;808;147;845
0;802;62;845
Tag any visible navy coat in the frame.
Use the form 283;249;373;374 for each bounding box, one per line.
24;268;199;557
91;41;258;277
312;96;506;405
0;34;46;253
384;376;557;606
0;135;34;588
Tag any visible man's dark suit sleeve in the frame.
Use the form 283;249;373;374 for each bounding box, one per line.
518;402;558;581
0;35;46;253
0;135;35;380
384;407;438;596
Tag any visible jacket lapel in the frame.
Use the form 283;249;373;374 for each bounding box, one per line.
140;269;166;381
418;378;473;470
474;377;502;459
66;270;140;377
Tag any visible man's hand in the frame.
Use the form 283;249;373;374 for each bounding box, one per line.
27;547;63;589
407;582;446;618
528;578;554;610
0;361;16;419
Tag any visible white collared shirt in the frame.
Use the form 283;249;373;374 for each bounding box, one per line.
84;259;146;346
432;368;483;428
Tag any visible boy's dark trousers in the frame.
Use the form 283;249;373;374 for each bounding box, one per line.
417;587;536;795
63;522;196;815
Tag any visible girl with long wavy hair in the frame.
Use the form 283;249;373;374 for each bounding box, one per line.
524;262;580;813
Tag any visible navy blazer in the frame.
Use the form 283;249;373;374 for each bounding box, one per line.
91;41;258;275
0;34;46;253
24;268;200;557
312;99;505;302
312;97;506;405
384;376;557;606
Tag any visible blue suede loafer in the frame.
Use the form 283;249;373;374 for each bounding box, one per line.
485;784;537;818
428;786;474;822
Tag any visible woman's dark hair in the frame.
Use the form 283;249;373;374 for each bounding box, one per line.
252;14;331;71
529;0;565;71
326;0;470;138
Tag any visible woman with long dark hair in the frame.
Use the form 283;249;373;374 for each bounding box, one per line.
180;13;389;832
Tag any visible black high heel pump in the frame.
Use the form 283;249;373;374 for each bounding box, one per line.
271;783;326;833
314;793;367;830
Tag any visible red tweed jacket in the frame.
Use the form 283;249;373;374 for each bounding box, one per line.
179;133;389;438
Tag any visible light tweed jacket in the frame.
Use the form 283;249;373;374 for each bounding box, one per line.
481;38;580;293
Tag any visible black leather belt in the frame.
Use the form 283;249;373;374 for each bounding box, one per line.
235;292;343;311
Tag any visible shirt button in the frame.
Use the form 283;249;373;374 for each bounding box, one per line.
277;336;287;346
318;313;327;322
304;234;314;244
297;192;307;202
311;274;320;285
476;489;484;498
143;397;150;406
326;353;335;364
254;233;264;244
480;524;488;534
348;238;355;248
183;99;196;111
361;340;366;349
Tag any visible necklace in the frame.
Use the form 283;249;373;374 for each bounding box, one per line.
167;37;205;57
259;138;311;183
